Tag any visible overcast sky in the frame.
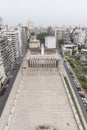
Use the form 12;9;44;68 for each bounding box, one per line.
0;0;87;27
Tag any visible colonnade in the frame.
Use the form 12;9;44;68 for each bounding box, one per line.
28;58;59;68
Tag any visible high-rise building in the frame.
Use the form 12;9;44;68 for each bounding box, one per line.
5;30;20;59
0;47;6;87
45;36;56;49
17;24;29;55
71;27;86;45
0;36;15;76
55;27;70;43
26;20;33;30
55;27;63;41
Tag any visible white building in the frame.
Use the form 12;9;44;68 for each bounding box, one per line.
55;27;70;43
62;44;78;56
72;28;86;45
55;27;63;41
45;36;56;49
26;21;34;30
5;30;20;58
0;52;6;87
0;35;15;76
29;36;40;49
17;24;29;55
80;49;87;61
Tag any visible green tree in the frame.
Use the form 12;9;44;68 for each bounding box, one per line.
37;33;48;43
58;39;64;45
78;44;87;50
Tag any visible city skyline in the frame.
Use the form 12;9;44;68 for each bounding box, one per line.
0;0;87;27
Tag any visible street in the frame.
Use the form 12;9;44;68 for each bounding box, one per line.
0;59;22;117
64;61;87;123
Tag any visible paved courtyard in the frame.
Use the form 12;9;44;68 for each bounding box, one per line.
8;66;78;130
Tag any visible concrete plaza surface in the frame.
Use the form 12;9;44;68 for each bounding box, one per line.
7;67;78;130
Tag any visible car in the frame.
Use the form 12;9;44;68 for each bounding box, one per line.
0;87;6;96
76;87;81;91
81;98;87;103
71;75;74;79
82;100;85;103
15;65;18;67
73;80;77;84
85;109;87;112
75;84;80;88
6;84;9;87
82;98;87;103
78;90;84;94
83;103;87;107
69;71;73;75
81;97;86;101
79;93;85;98
77;82;80;85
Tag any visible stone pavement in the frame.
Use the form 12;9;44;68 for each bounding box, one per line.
7;65;78;130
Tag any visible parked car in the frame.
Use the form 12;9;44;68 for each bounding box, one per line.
78;90;84;94
83;103;87;107
79;93;85;98
76;87;81;91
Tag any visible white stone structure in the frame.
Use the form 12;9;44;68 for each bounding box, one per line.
26;20;34;30
45;36;56;49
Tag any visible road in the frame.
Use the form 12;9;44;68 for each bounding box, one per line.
0;58;22;117
56;45;87;123
0;47;28;117
64;61;87;123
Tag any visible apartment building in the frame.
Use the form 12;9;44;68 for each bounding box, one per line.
79;49;87;61
26;20;34;30
45;36;56;54
45;36;56;49
18;25;29;55
0;49;6;87
0;36;15;76
22;26;29;51
55;27;70;43
55;27;62;41
72;28;86;45
5;30;20;59
62;44;78;56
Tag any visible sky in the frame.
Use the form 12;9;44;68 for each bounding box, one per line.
0;0;87;27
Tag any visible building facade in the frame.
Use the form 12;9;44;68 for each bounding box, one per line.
45;36;56;49
0;48;6;87
0;36;15;76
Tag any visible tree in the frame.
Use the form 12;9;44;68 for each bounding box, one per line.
72;50;76;55
37;33;48;43
78;44;87;50
58;39;64;45
75;54;80;60
37;32;54;43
